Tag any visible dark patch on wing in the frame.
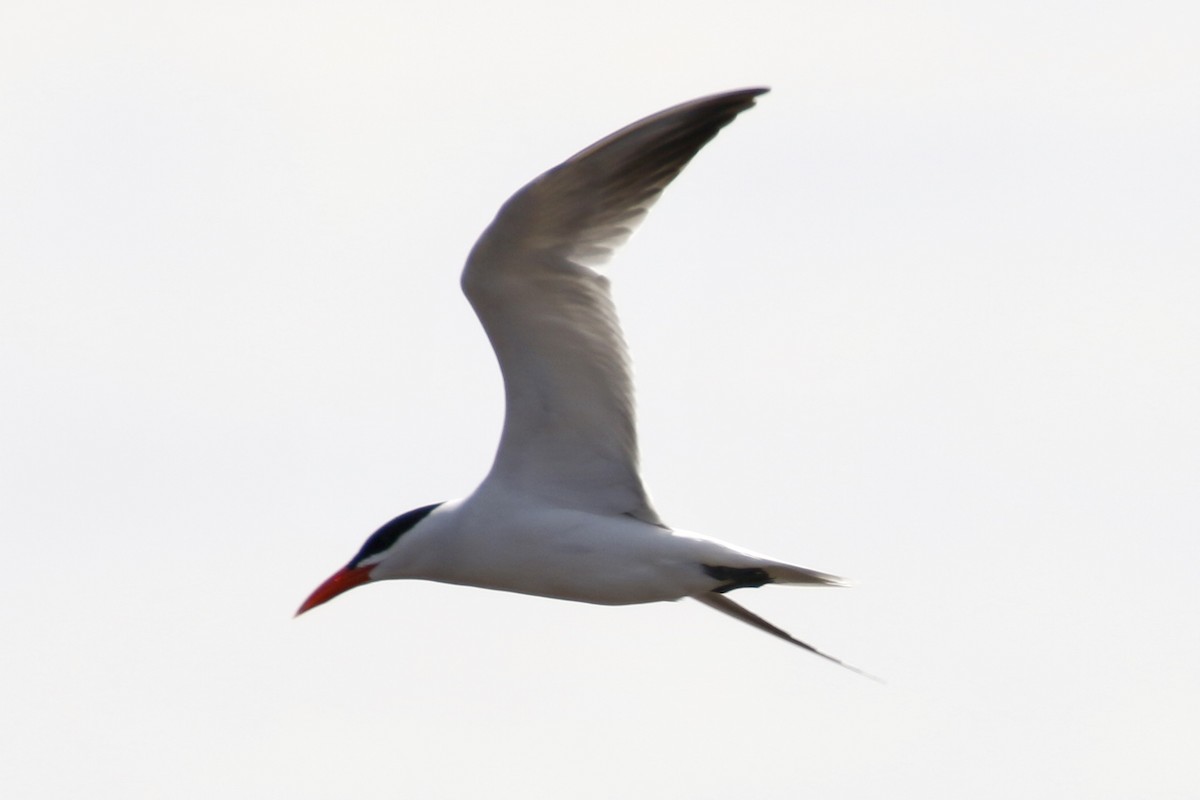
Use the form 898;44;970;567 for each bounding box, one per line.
349;503;442;567
702;564;773;593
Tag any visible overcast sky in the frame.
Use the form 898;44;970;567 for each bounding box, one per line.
2;2;1198;798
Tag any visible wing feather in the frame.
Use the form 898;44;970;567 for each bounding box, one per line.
461;89;767;521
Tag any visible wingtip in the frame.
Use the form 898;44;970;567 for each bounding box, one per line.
725;86;770;104
693;86;770;111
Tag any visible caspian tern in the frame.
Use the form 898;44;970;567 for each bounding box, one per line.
298;88;870;676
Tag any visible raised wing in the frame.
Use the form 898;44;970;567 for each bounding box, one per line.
461;89;767;522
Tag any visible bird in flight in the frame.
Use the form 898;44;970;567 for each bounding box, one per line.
297;88;870;677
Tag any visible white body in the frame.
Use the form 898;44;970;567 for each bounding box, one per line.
376;490;809;605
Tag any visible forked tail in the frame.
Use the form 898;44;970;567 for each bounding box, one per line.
766;562;852;586
694;593;881;682
702;561;849;594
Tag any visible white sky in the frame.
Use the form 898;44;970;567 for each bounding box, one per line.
2;1;1197;798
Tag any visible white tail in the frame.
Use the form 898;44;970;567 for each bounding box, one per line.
765;561;852;586
694;593;880;681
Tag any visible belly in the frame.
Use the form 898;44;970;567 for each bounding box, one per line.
423;510;715;605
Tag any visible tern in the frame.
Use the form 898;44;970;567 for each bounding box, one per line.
298;88;869;676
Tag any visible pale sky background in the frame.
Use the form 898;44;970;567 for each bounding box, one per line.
2;2;1198;798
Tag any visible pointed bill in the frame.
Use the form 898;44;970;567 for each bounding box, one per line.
296;565;373;616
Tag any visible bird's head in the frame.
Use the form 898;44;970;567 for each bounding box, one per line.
295;502;443;616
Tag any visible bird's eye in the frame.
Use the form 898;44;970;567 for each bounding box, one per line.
349;503;442;567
